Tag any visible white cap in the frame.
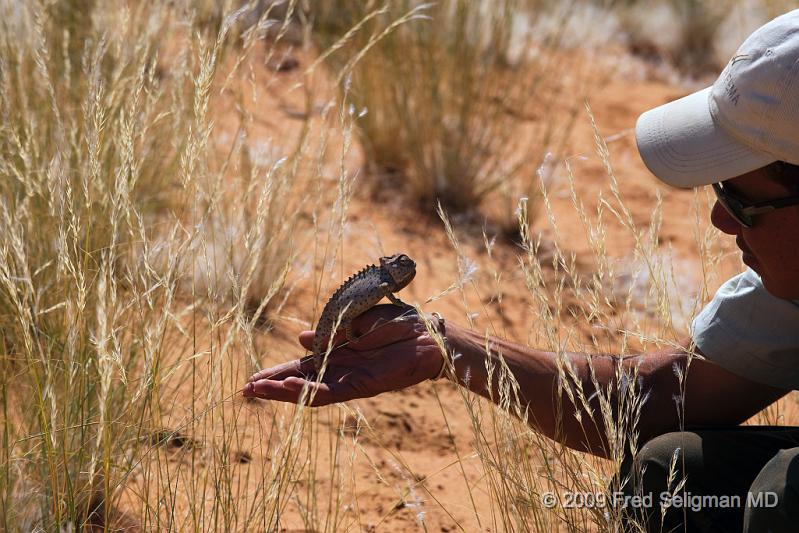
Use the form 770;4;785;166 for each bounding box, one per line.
636;9;799;188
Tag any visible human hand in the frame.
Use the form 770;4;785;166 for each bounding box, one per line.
242;305;446;406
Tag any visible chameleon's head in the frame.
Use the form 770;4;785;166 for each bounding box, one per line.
380;253;416;288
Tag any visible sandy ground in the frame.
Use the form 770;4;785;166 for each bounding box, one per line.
126;40;798;532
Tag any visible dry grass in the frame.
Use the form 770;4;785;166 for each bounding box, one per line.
311;0;587;227
0;0;355;529
0;1;794;532
415;110;694;530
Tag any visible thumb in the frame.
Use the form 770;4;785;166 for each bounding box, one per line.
299;330;315;351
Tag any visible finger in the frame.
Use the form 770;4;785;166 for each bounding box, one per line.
243;378;307;403
243;377;353;406
248;360;300;382
348;309;423;350
247;355;316;382
299;330;356;362
353;304;419;332
305;328;357;355
284;377;358;405
299;330;314;351
301;305;422;358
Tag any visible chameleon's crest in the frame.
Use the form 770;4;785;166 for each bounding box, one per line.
312;254;417;371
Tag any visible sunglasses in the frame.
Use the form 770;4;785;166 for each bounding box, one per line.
712;182;799;228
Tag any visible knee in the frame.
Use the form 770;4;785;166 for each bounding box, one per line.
745;448;799;531
615;432;702;531
749;448;799;499
638;431;697;467
619;431;702;495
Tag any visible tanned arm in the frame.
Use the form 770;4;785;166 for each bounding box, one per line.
444;323;790;458
245;306;789;459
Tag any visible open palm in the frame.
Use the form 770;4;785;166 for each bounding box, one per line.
243;305;445;406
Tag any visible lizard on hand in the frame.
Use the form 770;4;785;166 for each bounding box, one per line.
312;253;417;372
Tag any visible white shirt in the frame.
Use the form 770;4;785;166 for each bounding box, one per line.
691;269;799;390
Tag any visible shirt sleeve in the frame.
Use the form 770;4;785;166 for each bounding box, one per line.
691;268;799;390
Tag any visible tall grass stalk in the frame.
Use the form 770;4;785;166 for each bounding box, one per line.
0;0;361;530
420;100;729;530
312;0;584;225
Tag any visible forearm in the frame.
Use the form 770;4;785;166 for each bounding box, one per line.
442;322;682;458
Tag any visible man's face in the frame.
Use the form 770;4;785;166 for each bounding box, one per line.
711;166;799;299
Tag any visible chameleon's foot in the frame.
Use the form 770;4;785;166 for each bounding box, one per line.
386;291;411;308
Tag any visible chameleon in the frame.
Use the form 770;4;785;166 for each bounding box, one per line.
312;253;417;372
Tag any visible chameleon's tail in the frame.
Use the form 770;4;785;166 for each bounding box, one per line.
311;336;325;372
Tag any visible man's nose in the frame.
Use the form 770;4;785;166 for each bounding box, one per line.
710;201;743;235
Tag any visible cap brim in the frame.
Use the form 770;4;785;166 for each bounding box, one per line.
635;87;775;188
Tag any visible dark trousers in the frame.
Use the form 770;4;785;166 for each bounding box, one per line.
617;427;799;532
